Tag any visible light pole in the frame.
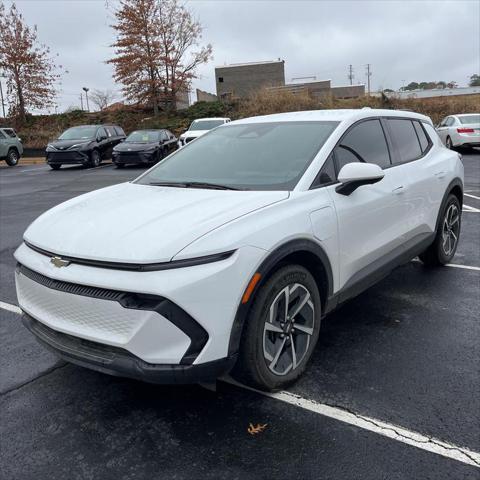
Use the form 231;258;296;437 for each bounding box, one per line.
0;74;6;118
82;87;90;112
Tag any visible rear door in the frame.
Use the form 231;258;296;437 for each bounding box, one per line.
320;118;411;291
385;118;447;238
0;130;8;158
436;116;450;145
162;130;176;154
96;127;110;158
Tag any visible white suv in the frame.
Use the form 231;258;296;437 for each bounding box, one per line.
178;117;230;147
15;109;464;391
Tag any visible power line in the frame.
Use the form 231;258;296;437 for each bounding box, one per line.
348;65;354;86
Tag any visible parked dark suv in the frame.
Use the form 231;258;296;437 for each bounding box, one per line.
46;125;126;170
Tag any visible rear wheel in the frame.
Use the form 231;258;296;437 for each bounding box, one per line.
6;149;19;166
445;136;454;150
420;194;461;266
49;164;61;170
233;265;321;391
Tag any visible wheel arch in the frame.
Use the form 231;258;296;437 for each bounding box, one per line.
228;238;333;356
435;178;463;232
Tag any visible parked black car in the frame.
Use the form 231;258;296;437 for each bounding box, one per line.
112;129;177;168
46;125;126;170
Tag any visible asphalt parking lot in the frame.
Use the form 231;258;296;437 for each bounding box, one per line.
1;154;479;479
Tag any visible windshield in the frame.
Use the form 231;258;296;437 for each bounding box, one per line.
189;120;225;131
126;130;160;143
135;121;338;191
59;126;97;140
459;115;480;125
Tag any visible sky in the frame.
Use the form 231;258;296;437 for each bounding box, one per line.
3;0;480;113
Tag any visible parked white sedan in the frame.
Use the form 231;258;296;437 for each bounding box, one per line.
436;114;480;150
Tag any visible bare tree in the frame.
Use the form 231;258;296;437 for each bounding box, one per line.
90;89;117;111
107;0;212;114
0;2;64;123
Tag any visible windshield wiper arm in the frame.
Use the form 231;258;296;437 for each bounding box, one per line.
183;182;239;190
149;181;239;190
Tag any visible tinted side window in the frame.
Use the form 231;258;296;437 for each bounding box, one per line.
446;117;455;127
0;131;6;139
4;128;16;138
105;126;116;137
387;119;422;163
335;119;391;170
114;126;125;136
161;131;169;141
97;127;107;139
413;121;430;152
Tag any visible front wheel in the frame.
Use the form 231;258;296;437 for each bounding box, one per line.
419;194;461;266
233;265;321;391
90;150;101;168
6;149;19;166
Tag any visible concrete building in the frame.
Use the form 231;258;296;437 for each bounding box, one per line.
215;60;285;99
196;88;218;103
331;85;366;99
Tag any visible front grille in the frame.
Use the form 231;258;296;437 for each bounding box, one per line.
17;264;125;301
48;151;84;161
116;152;141;162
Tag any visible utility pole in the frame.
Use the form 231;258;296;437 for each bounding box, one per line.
79;93;84;111
348;65;354;86
365;64;372;95
82;87;90;112
0;79;5;118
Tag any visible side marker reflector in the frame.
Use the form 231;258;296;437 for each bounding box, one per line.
242;273;262;304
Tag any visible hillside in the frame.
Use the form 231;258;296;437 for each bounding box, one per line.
6;92;480;150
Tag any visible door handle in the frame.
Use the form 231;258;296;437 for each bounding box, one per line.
435;171;446;179
392;185;405;194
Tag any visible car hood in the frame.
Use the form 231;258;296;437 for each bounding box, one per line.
114;142;158;152
180;130;209;139
24;182;288;264
49;139;93;150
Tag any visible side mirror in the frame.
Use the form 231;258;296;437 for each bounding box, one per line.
336;163;385;196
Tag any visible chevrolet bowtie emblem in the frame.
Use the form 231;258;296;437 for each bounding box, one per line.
50;256;70;268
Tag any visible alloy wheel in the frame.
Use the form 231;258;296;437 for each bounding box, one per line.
442;203;460;257
263;283;315;376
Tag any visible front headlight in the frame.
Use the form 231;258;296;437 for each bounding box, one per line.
46;144;56;151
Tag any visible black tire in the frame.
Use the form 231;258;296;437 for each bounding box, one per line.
6;148;19;166
90;149;101;168
445;136;454;150
233;264;321;391
115;163;125;169
419;194;461;266
49;163;61;170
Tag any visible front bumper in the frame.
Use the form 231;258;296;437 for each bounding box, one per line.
46;150;89;165
22;313;237;384
14;242;265;380
113;151;156;165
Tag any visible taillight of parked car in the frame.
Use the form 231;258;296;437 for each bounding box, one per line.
457;128;475;133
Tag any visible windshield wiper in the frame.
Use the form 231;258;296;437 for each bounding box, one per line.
149;181;239;190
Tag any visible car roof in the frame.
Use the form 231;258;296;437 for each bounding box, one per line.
456;113;480;117
230;109;432;125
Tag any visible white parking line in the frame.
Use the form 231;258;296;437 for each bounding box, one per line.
0;301;21;314
226;379;480;468
465;193;480;201
445;263;480;272
463;204;480;213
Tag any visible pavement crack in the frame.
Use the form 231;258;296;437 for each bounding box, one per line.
323;401;480;467
0;362;68;397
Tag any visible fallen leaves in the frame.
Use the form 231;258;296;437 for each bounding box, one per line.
247;423;268;435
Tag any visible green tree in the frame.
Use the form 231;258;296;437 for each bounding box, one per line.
469;74;480;87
